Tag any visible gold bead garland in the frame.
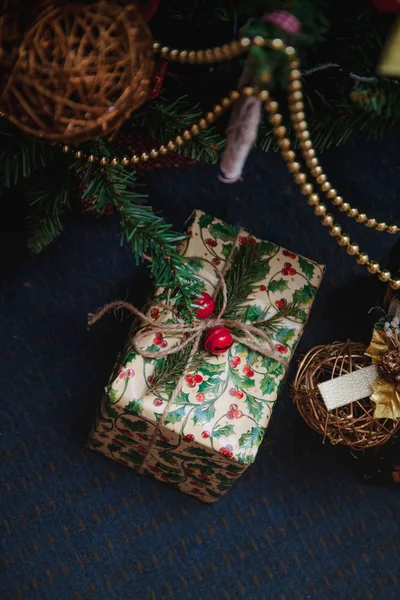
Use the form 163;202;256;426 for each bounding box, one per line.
58;36;400;289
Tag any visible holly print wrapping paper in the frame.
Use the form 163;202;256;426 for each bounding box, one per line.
87;210;324;502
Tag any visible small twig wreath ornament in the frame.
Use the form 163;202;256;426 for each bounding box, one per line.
0;1;154;143
292;341;399;450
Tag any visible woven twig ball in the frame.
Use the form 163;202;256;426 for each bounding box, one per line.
0;1;154;143
292;341;399;450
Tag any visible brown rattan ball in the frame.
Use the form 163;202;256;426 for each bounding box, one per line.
292;341;399;450
0;1;154;143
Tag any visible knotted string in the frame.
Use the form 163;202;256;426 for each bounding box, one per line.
88;229;287;472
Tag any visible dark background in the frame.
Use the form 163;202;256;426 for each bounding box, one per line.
2;136;400;599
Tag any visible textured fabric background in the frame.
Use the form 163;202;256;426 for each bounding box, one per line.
2;138;400;600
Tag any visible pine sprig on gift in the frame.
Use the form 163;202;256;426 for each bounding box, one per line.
254;301;306;330
216;243;273;319
150;344;194;393
75;144;203;309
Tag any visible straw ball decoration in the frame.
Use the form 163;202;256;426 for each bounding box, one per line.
292;341;399;450
0;1;155;143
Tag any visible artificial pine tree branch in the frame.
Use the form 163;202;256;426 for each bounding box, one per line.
75;145;203;309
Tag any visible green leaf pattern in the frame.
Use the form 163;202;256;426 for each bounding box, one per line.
87;211;323;502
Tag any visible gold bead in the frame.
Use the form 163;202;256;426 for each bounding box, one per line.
387;225;399;234
199;118;208;129
206;112;215;123
356;213;367;223
339;202;351;213
188;51;197;63
379;270;391;282
295;121;308;132
307;194;320;206
253;35;265;47
327;188;337;199
314;204;327;216
278;139;291;150
170;49;179;60
121;156;130;166
229;90;240;101
289;80;301;92
376;222;387;232
288;162;301;173
240;37;251;48
289;69;301;81
141;152;149;161
321;181;331;193
357;253;369;265
100;157;108;165
270;114;282;126
293;111;305;122
316;174;327;185
299;130;310;141
291;101;304;112
180;50;188;63
222;43;233;57
196;50;205;63
367;262;380;274
159;145;168;155
150;149;159;158
290;60;300;70
175;136;184;146
88;154;95;163
301;183;314;195
291;91;303;102
153;42;161;52
75;150;82;159
242;86;255;97
332;196;344;206
322;214;334;227
230;41;241;55
300;140;313;151
111;157;119;166
294;172;307;184
131;155;139;164
271;38;284;50
274;125;286;137
161;46;170;57
266;100;278;114
62;145;69;153
167;141;176;151
183;130;191;140
390;279;400;290
221;97;231;108
347;244;359;256
285;46;296;57
306;158;319;169
282;150;296;162
366;218;377;228
191;124;200;135
213;104;223;115
329;225;342;237
205;49;214;62
258;90;269;102
348;208;358;218
311;167;323;178
337;235;350;247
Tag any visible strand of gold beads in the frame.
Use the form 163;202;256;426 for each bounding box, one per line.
257;44;400;290
285;55;399;235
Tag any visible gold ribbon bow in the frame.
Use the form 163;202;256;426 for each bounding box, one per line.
365;321;400;420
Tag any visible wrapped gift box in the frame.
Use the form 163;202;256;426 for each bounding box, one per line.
87;210;324;502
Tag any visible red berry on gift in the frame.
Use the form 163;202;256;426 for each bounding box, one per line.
153;398;163;407
281;269;289;276
275;298;287;310
231;356;241;367
160;340;168;348
202;431;210;438
148;375;153;383
196;392;205;402
230;403;239;411
247;370;255;378
242;365;251;375
227;410;235;420
229;388;237;396
150;308;160;320
247;236;257;246
220;444;233;458
288;267;297;276
120;428;133;438
204;326;233;355
154;332;163;345
239;236;247;244
233;409;243;419
118;370;126;379
205;238;218;247
283;250;296;259
183;434;195;442
235;390;244;399
195;291;215;319
284;262;292;268
275;343;288;354
194;374;203;383
259;285;267;291
212;258;221;266
126;368;135;378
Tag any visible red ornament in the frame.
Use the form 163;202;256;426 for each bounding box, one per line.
149;59;168;100
195;292;215;319
275;298;287;310
204;326;233;355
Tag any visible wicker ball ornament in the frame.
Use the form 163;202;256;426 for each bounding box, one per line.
292;341;400;450
0;1;154;143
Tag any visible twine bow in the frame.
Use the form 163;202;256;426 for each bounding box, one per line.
88;230;287;472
